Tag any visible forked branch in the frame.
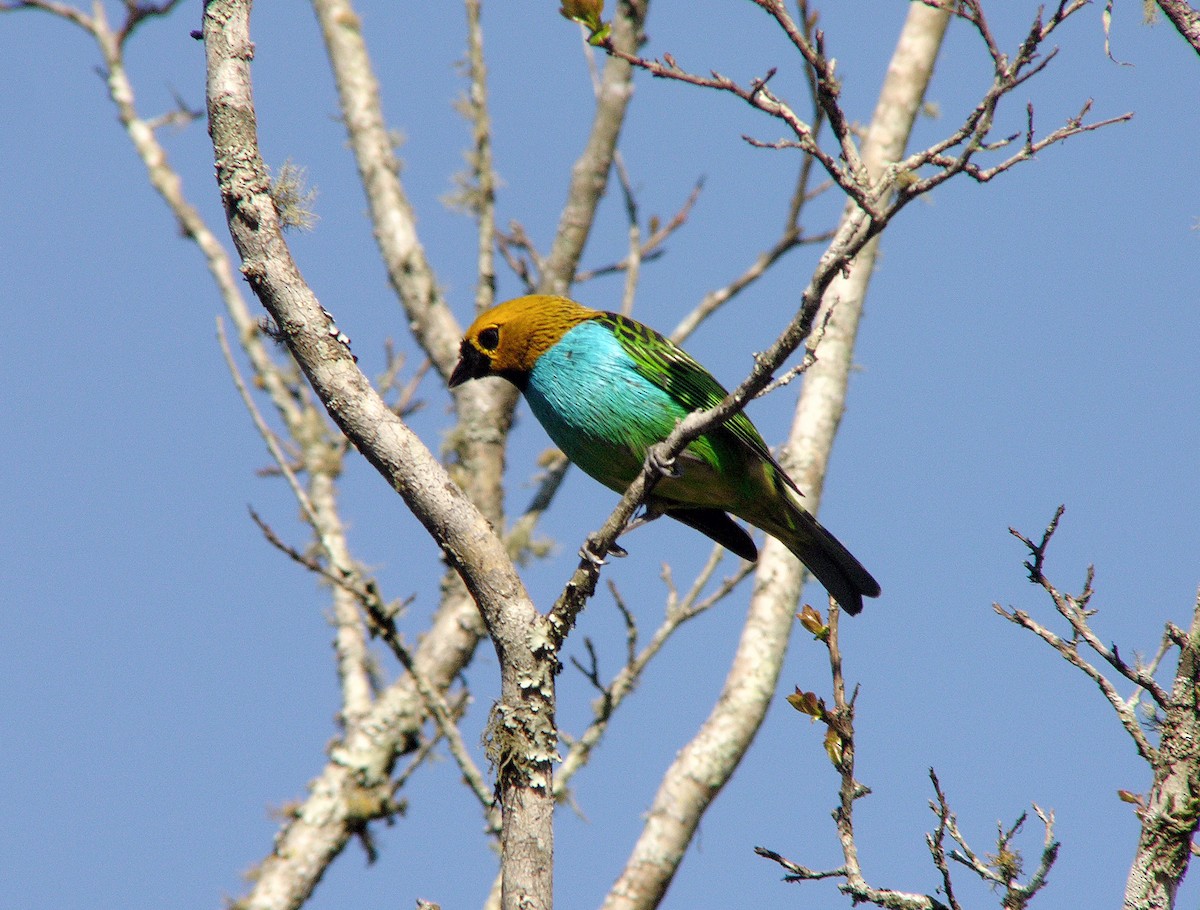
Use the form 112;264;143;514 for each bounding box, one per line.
760;604;1059;910
1001;509;1200;910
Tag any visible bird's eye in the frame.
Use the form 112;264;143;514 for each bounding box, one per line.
478;326;500;351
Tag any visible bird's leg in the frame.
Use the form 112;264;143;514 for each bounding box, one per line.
582;505;662;565
622;501;664;537
619;516;650;535
579;497;668;566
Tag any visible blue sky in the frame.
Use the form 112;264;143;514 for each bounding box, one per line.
3;2;1198;909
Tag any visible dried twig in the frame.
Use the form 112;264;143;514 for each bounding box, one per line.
996;507;1161;760
574;179;704;286
760;606;1059;909
1000;508;1200;909
555;549;753;796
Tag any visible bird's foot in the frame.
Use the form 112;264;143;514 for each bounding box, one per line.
579;539;628;566
646;446;681;479
579;543;607;566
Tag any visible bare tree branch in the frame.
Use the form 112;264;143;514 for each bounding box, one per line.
555;552;754;796
371;612;500;833
539;0;647;295
1004;511;1200;910
997;507;1162;760
310;0;462;378
760;609;1059;910
1155;0;1200;57
574;179;703;286
670;223;814;344
218;318;376;719
463;0;498;313
202;8;554;910
1124;592;1200;910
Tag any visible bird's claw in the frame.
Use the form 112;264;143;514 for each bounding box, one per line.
580;539;630;566
647;447;680;478
579;543;607;566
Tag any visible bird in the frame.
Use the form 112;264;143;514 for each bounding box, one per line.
448;294;880;614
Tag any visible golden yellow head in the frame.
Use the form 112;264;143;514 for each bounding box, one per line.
448;295;599;388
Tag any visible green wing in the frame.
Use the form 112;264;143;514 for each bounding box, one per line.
597;312;797;491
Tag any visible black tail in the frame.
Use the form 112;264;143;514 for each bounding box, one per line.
781;508;880;615
665;507;759;563
665;503;879;615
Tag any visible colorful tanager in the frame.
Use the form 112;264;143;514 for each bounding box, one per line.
448;295;880;614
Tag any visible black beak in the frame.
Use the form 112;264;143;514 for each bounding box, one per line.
448;341;491;388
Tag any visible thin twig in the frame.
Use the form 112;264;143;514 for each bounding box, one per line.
463;0;497;314
554;548;751;796
496;220;544;292
999;508;1164;760
390;633;500;830
612;150;642;315
217;318;322;530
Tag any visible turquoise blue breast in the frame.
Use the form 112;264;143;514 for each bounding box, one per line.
525;320;686;492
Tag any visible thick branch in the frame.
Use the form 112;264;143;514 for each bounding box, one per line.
1155;0;1200;57
1124;595;1200;910
310;0;462;378
596;8;949;909
464;0;498;312
202;8;552;910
